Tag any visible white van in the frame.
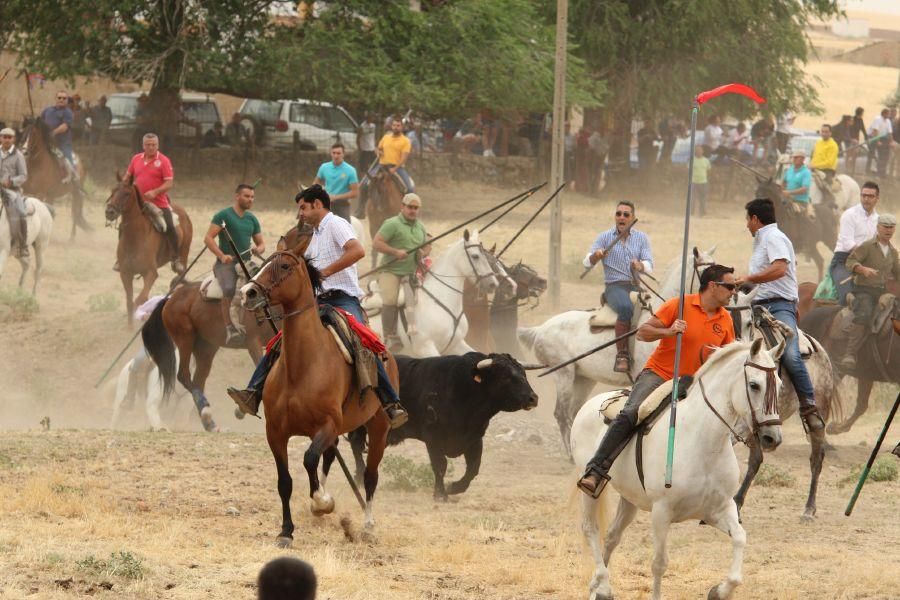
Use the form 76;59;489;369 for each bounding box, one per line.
238;98;358;151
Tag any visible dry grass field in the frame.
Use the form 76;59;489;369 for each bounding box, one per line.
0;176;898;599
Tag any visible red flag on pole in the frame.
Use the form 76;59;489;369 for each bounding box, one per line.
695;83;766;106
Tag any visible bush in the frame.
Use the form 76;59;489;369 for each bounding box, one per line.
76;551;145;580
754;463;795;488
840;455;899;487
382;455;453;491
87;293;118;313
0;286;38;319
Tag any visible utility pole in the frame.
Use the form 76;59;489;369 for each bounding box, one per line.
548;0;568;309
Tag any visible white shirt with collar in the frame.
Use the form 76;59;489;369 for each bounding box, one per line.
868;115;893;138
0;144;16;160
749;223;798;301
304;211;364;298
835;203;879;253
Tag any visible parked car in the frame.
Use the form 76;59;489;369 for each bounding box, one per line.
237;98;359;152
105;92;222;147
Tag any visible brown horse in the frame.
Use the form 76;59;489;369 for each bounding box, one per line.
366;168;404;266
139;224;312;432
21;117;89;238
105;176;192;325
755;177;839;280
241;241;397;547
798;279;900;319
801;297;900;435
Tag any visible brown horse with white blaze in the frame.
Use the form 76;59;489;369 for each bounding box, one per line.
105;175;192;324
240;242;397;547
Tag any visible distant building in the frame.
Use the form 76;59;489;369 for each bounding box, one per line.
832;18;871;38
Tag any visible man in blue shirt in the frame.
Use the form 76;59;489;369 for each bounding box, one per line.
314;142;359;223
583;201;653;372
782;149;813;218
40;91;77;182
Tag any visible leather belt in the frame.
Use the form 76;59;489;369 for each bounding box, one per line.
751;296;796;306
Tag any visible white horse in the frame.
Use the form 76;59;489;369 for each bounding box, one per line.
572;339;785;600
517;247;715;454
0;194;53;295
111;350;171;431
409;229;499;357
774;151;860;211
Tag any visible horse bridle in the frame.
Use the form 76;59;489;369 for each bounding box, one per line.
697;358;781;447
244;250;316;322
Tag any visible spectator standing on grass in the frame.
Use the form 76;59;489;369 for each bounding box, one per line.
313;142;358;223
868;108;893;177
691;146;711;217
90;96;113;145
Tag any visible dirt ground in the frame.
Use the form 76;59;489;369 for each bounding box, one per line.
0;176;898;599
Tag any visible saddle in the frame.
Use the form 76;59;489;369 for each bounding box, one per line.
842;292;896;334
750;305;816;359
318;306;381;402
588;290;648;330
597;375;693;490
199;261;259;336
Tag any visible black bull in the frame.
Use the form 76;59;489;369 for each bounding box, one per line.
349;352;538;500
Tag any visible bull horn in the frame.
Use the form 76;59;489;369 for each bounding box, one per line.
519;362;546;370
476;358;493;370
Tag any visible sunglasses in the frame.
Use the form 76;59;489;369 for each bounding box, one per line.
714;281;737;291
615;211;632;217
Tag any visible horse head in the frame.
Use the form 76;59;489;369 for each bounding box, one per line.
277;221;314;256
742;338;785;451
241;249;322;314
105;174;139;222
460;229;499;295
483;245;517;300
509;261;547;301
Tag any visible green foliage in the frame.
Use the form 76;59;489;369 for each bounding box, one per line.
76;551;145;580
0;286;38;318
51;483;85;497
382;455;453;491
754;463;795;488
841;455;899;486
87;293;118;313
2;0;601;120
566;0;844;120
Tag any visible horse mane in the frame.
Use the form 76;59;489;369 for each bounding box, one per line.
693;340;754;380
302;257;323;295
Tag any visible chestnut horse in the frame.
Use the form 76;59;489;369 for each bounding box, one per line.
105;176;192;325
240;240;398;547
365;168;404;267
21;117;89;238
139;225;312;433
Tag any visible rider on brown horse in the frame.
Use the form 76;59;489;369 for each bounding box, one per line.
204;184;265;345
229;184;409;427
123;133;183;272
0;128;29;258
355;116;414;218
40;91;78;183
839;214;900;370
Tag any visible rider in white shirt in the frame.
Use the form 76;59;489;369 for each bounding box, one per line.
831;182;880;304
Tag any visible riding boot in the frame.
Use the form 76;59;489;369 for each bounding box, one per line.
613;320;631;373
162;209;184;273
382;305;402;352
577;414;635;497
375;358;408;429
798;399;825;433
839;323;867;371
17;217;29;258
227;349;278;418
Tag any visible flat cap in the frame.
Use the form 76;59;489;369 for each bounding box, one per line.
877;213;896;226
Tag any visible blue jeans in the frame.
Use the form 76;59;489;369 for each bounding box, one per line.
57;141;74;166
371;164;414;193
830;251;852;305
605;283;638;323
759;299;816;406
246;292;400;405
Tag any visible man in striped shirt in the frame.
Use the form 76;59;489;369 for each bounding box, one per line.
584;201;653;372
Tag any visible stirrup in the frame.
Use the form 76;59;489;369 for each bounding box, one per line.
227;387;261;418
384;403;409;429
614;352;631;373
799;406;825;433
577;470;610;498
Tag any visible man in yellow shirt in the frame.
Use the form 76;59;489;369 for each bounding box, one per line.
809;124;840;190
377;117;414;192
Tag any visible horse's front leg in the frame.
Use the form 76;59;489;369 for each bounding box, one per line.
268;434;295;548
649;505;673;600
706;501;747;600
363;410;390;529
136;269;158;308
803;428;826;521
305;427;336;517
603;497;638;566
581;492;613;600
120;270;135;325
733;442;764;515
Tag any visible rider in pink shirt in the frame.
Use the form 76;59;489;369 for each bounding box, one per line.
124;133;183;272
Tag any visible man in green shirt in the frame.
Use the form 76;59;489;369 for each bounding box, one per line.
203;184;265;345
372;193;429;351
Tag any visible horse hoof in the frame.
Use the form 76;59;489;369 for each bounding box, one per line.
233;407;245;421
800;512;816;523
275;536;293;549
825;422;847;435
592;592;613;600
310;492;335;516
707;585;726;600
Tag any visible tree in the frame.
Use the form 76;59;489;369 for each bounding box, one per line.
563;0;844;160
4;0;602;128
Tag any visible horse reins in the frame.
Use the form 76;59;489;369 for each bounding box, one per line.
697;358;781;447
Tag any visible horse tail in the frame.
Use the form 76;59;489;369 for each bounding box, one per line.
517;326;539;351
141;297;176;400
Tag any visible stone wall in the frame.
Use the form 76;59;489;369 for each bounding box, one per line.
78;144;540;191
